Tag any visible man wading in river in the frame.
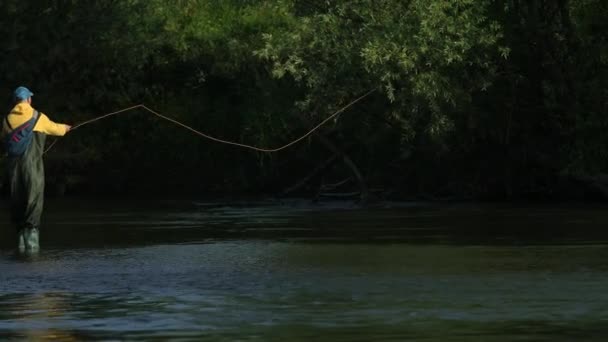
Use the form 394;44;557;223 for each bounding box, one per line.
2;86;71;254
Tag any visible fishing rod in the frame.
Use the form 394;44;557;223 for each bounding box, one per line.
44;88;376;154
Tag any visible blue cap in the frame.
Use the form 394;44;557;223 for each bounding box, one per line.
14;86;34;101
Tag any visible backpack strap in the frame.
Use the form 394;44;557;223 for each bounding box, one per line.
4;109;39;131
32;110;40;126
4;110;42;156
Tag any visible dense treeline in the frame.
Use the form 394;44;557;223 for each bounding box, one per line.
0;0;607;201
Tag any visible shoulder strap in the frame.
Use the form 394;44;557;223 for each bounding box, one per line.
4;115;13;130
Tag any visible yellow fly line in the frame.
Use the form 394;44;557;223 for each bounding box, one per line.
44;88;376;154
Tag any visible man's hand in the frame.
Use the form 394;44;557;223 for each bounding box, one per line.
65;124;72;132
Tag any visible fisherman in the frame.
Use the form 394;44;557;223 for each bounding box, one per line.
2;86;71;253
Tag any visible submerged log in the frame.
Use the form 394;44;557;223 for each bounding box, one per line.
320;177;353;191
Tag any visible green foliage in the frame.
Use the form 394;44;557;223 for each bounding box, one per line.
0;0;607;199
256;0;503;145
566;0;608;173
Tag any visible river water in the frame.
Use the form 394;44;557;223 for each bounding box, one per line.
1;199;608;341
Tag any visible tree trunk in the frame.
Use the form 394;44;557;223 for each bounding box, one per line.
281;153;340;196
293;113;370;204
315;133;370;203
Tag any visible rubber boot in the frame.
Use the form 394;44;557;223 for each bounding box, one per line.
17;230;26;254
19;227;40;254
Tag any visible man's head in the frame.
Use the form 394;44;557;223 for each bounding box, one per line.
14;86;33;103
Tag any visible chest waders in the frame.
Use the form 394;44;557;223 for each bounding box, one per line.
4;111;45;254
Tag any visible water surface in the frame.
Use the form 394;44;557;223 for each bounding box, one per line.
1;199;607;340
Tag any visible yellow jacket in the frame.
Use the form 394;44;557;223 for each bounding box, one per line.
3;102;69;136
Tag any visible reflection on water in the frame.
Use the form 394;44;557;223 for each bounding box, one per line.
0;199;607;340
